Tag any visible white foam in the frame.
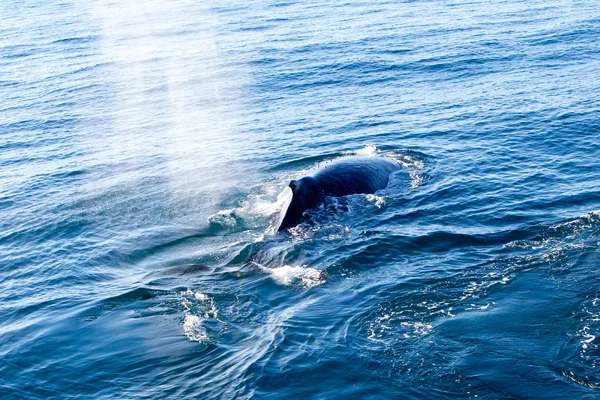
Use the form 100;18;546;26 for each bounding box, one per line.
269;265;325;287
387;153;424;189
194;292;208;301
366;194;385;208
353;144;378;156
179;289;219;343
183;314;208;343
207;208;239;227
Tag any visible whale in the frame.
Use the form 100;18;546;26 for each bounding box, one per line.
278;156;401;231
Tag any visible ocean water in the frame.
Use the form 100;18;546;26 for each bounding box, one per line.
1;0;600;398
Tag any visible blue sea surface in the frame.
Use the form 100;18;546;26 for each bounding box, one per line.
1;0;600;398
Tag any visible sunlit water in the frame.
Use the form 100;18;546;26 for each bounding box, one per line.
2;0;600;398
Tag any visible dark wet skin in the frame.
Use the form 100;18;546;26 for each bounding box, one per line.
278;156;401;231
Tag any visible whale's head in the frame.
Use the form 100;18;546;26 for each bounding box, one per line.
278;176;320;231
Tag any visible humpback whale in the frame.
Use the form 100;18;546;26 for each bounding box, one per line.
278;156;401;231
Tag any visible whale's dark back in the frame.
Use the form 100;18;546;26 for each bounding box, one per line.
278;156;400;231
314;156;400;197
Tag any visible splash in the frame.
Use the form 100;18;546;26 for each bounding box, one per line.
183;314;207;343
208;184;293;235
351;144;378;157
366;194;386;208
179;289;220;343
268;265;325;287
